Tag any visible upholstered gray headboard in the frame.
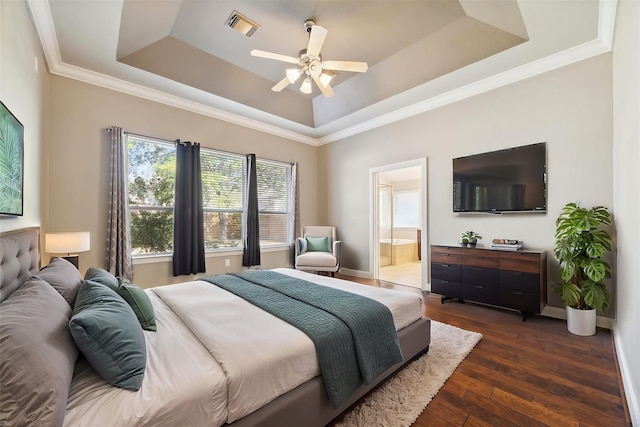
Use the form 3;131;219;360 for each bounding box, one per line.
0;227;40;302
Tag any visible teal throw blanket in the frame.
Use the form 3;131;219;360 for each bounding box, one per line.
201;270;402;408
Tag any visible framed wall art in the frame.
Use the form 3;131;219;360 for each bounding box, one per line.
0;100;24;216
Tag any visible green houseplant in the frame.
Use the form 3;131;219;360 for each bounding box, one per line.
554;203;612;335
461;231;482;247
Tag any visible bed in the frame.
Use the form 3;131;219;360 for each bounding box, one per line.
0;228;431;426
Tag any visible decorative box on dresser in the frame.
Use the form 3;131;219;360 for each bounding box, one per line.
430;245;547;321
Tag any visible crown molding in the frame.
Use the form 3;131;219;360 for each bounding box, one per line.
317;36;613;145
54;61;321;146
27;0;617;147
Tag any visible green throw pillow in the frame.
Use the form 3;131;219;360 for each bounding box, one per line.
117;283;157;332
306;236;331;252
70;280;146;391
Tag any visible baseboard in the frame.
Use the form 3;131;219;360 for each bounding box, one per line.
338;268;373;279
612;321;640;426
541;306;613;329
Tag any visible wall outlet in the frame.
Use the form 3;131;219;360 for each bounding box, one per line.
224;259;231;267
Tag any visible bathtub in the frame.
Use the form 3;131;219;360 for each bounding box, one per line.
379;239;418;266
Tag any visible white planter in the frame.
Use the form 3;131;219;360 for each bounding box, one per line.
566;306;596;336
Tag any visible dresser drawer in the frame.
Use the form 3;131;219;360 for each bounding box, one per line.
463;249;499;269
499;252;541;274
463;255;499;269
431;278;463;299
463;284;498;305
431;246;462;264
499;290;540;313
431;262;462;282
462;265;498;287
499;270;541;294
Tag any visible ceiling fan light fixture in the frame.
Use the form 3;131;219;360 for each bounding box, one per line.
286;68;302;84
251;19;367;98
300;77;312;94
319;72;334;88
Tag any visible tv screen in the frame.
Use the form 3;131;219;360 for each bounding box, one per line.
453;142;546;213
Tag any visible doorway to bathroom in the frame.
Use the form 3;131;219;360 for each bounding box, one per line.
370;159;427;290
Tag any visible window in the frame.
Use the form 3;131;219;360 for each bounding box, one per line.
256;159;291;246
393;190;419;228
127;136;176;255
127;134;293;256
201;150;244;250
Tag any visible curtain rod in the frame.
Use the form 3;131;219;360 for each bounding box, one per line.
105;127;293;166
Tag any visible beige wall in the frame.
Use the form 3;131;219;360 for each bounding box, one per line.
612;0;640;423
319;54;614;313
46;76;318;286
0;1;49;235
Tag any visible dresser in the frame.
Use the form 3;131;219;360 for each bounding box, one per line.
430;245;547;320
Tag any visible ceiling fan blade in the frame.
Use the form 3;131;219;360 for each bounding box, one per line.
251;50;299;64
312;75;334;98
307;25;328;57
322;60;368;73
271;76;291;92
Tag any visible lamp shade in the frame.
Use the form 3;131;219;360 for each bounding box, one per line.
300;77;312;94
286;68;302;84
45;232;91;254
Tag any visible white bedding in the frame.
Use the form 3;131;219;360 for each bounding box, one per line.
65;292;229;427
64;268;422;426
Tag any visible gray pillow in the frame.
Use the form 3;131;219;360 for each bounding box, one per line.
70;280;146;391
33;257;83;307
84;267;119;291
0;277;79;427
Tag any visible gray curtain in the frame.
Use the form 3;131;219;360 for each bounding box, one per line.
290;162;300;266
106;126;133;280
242;153;261;267
172;140;206;276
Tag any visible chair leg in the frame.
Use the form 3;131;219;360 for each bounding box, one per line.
331;272;335;277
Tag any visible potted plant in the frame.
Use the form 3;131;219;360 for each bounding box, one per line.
554;202;612;336
461;231;482;247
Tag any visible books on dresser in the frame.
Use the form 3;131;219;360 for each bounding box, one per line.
491;239;523;251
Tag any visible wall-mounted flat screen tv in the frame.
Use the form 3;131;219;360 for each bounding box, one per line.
453;142;546;213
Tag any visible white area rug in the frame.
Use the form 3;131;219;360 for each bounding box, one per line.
336;320;483;427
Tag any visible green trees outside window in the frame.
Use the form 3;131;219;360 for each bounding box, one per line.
127;135;291;255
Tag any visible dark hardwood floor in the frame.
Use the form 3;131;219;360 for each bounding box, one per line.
336;274;631;427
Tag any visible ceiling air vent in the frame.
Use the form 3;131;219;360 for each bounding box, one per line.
225;10;260;37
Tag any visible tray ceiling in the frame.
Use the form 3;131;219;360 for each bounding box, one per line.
29;0;613;145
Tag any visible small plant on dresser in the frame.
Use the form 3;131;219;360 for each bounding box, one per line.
460;231;482;247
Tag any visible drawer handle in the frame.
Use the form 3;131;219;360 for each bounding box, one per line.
441;280;450;284
512;272;523;276
474;268;484;271
440;264;450;267
513;292;523;295
475;285;484;289
442;253;450;256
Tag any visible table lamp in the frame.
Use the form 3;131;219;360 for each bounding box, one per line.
45;231;90;268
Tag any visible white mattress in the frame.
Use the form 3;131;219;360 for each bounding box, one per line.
64;268;422;426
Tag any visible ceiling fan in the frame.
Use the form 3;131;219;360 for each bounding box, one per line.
251;20;368;98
